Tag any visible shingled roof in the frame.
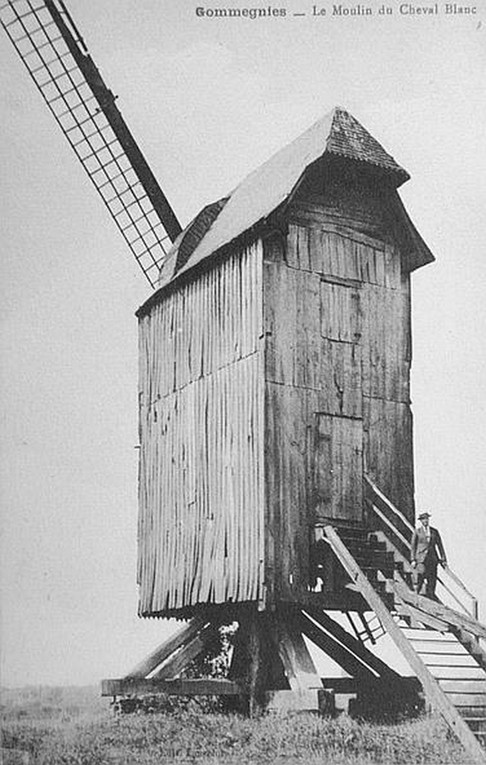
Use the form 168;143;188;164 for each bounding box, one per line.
145;107;432;302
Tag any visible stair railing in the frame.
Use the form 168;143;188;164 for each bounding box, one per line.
364;476;479;621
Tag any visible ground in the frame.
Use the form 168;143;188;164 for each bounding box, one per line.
0;685;473;764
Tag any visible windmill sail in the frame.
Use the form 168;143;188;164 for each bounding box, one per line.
1;0;182;287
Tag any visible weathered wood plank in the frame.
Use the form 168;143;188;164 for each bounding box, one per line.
320;280;361;343
432;666;485;679
289;194;386;256
423;655;480;667
439;681;486;694
445;693;486;707
363;397;414;521
407;641;469;655
263;383;310;601
102;678;242;697
311;412;363;521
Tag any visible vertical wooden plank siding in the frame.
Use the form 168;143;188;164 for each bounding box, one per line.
138;242;264;615
284;209;413;523
360;246;414;517
264;189;415;604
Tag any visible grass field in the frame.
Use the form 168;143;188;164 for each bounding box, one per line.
0;685;473;764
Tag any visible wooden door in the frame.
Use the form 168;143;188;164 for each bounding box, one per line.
310;278;363;521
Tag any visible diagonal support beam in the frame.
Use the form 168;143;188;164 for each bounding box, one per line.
305;608;401;680
123;616;209;680
152;622;219;680
299;611;379;681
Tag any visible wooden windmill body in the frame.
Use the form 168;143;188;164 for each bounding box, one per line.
136;107;432;620
5;4;486;758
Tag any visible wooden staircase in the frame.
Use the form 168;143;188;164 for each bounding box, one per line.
400;625;486;745
324;487;486;764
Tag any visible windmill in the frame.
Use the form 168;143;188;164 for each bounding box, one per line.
4;2;486;759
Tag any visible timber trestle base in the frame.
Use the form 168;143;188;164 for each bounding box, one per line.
101;603;420;717
103;518;486;763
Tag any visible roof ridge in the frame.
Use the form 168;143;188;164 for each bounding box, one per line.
153;107;413;291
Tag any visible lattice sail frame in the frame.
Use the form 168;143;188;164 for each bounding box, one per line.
1;0;182;287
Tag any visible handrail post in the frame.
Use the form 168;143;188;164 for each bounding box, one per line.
473;598;479;622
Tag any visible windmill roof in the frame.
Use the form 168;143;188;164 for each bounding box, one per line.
139;107;433;312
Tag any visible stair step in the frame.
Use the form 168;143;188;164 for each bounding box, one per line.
439;680;486;693
444;693;486;707
359;560;396;572
463;719;486;733
402;629;455;639
361;567;394;580
343;547;378;559
353;551;394;562
410;639;464;647
423;658;480;668
336;530;369;542
407;641;469;655
457;706;486;718
369;541;387;551
428;666;485;679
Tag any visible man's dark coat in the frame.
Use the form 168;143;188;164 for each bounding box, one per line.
411;526;446;569
411;524;446;598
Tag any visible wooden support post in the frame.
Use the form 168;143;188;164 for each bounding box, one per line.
229;608;323;713
229;610;288;715
247;613;263;717
273;609;322;693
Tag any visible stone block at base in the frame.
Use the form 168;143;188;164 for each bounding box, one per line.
265;689;335;714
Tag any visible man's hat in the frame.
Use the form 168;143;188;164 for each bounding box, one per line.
418;512;431;520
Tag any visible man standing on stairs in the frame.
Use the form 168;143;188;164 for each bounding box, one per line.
411;512;447;599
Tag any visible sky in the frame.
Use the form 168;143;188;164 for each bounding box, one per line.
0;0;485;687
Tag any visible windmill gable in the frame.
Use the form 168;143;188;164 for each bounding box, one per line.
146;107;432;299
